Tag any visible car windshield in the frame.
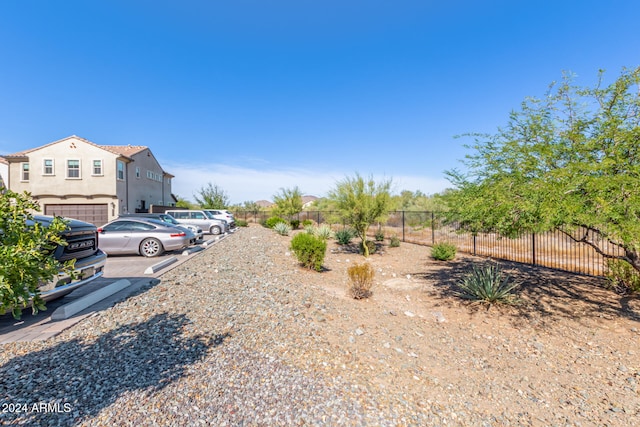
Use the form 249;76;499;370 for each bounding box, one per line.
203;211;216;219
160;215;180;225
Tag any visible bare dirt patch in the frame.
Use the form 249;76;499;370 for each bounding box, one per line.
272;225;640;424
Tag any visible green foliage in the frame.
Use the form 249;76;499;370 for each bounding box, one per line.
289;219;300;230
374;226;385;242
0;189;74;318
335;228;356;245
272;186;303;219
302;219;314;227
392;189;449;212
273;222;292;236
314;224;334;240
194;182;230;209
264;216;287;229
444;67;640;274
327;173;393;257
347;262;375;299
235;219;249;227
456;263;519;304
431;242;457;261
360;240;377;255
290;232;327;271
605;259;640;294
389;235;401;248
175;195;198;209
304;224;315;234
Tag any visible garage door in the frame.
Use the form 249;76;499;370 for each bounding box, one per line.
44;204;109;226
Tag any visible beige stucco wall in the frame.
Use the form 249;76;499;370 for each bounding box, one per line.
126;148;174;211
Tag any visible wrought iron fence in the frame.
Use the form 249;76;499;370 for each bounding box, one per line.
233;210;624;277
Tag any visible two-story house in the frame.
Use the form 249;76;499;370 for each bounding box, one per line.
0;135;175;225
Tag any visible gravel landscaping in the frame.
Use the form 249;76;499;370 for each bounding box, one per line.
1;224;639;426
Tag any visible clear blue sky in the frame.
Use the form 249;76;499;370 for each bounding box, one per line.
1;1;638;204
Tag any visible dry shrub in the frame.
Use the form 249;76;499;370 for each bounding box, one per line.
348;262;375;299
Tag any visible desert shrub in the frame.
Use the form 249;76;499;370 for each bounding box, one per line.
290;219;300;229
315;224;334;240
290;233;327;271
347;262;375;299
235;219;249;227
264;216;287;229
360;240;377;255
605;259;640;294
374;227;385;242
431;242;457;261
273;222;292;236
302;219;314;227
304;224;316;234
457;263;519;304
335;228;356;245
389;235;401;248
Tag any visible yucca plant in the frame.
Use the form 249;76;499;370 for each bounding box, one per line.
273;221;292;236
456;263;519;305
304;224;316;234
335;228;356;245
315;224;334;240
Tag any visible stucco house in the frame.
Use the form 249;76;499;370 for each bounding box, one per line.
0;135;176;225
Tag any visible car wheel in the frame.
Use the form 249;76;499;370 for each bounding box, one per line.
210;225;221;235
140;238;164;257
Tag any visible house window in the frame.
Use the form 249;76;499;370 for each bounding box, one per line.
67;160;81;178
135;167;140;178
92;159;103;176
43;159;54;175
117;160;125;180
21;163;29;181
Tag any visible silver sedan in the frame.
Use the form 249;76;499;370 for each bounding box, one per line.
97;218;191;257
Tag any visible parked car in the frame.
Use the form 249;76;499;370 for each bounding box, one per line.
164;210;228;235
97;218;191;257
203;209;237;229
32;215;108;302
119;213;203;244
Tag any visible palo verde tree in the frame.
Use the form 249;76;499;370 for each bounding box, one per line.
327;173;393;257
444;67;640;274
272;186;303;219
0;189;74;318
194;182;230;209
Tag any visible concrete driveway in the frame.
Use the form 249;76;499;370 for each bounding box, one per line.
0;235;225;343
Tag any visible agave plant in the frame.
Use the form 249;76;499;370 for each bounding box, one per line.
315;224;334;240
457;263;519;305
273;221;292;236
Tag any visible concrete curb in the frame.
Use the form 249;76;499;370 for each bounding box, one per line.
182;246;204;256
144;256;178;274
51;279;131;321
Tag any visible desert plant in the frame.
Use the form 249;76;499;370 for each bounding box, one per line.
335;228;356;245
457;263;519;304
315;224;334;240
235;219;249;227
374;226;385;242
290;219;300;229
304;224;316;234
389;235;401;248
264;216;287;229
347;262;375;299
273;222;292;236
290;232;327;271
302;219;314;227
360;240;377;255
605;259;640;294
431;242;457;261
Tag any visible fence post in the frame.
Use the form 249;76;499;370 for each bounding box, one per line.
532;232;536;266
473;234;476;256
431;212;435;245
402;211;405;242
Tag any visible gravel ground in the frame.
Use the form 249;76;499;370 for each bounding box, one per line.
1;225;639;426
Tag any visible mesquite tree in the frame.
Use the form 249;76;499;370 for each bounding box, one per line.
444;67;640;273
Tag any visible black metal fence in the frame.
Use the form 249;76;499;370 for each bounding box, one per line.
233;210;624;277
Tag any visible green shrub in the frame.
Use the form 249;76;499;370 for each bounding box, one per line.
264;216;287;229
457;263;519;304
304;224;316;234
302;219;314;227
335;228;356;245
290;233;327;271
236;219;249;227
348;262;375;299
374;227;385;242
273;222;292;236
290;219;300;230
431;242;457;261
360;240;377;255
389;235;400;248
605;259;640;294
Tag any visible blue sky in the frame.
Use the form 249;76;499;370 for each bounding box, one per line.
1;1;638;204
